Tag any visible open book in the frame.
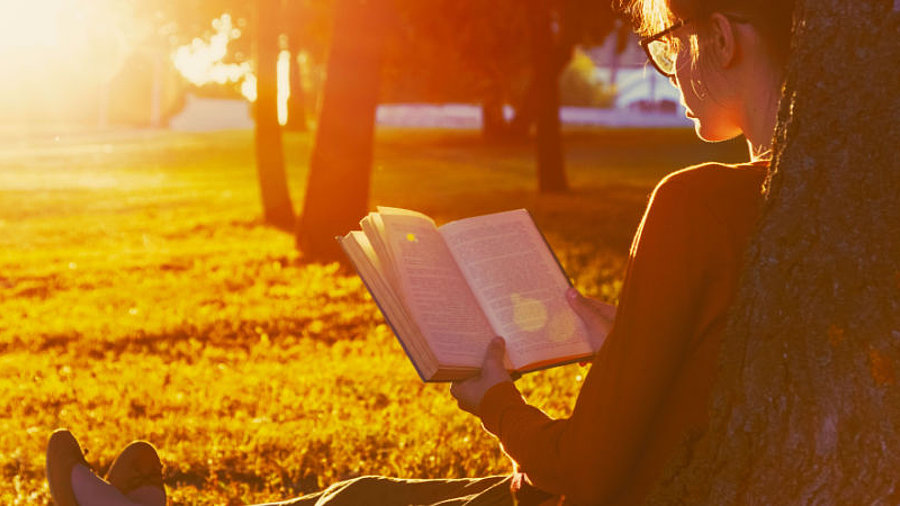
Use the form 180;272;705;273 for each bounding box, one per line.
338;207;595;382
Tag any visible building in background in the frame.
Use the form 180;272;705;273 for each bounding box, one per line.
585;32;683;113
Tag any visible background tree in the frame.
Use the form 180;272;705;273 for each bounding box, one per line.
528;0;568;192
381;0;531;139
294;0;622;260
522;0;619;193
283;0;326;132
296;0;391;262
136;0;337;229
649;0;900;502
254;0;295;230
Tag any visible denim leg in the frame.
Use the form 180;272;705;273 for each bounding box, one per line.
256;474;512;506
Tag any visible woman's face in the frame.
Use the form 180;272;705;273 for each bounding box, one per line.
671;29;744;142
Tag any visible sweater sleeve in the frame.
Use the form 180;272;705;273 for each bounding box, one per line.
477;171;711;505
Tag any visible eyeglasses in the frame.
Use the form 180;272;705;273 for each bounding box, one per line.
638;14;751;79
639;19;691;79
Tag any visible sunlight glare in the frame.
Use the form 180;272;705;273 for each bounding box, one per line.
172;14;251;90
511;293;549;332
0;0;65;49
277;50;290;125
172;11;291;123
0;0;131;118
241;74;257;102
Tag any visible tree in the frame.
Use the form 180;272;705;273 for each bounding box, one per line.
519;0;618;193
284;0;310;132
296;0;390;262
528;0;568;193
380;0;531;114
254;0;295;230
284;35;308;132
648;1;900;502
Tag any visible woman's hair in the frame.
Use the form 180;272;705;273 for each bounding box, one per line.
625;0;796;68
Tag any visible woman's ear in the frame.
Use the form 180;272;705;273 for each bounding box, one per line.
707;13;738;69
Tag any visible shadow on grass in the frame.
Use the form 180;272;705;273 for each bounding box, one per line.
5;312;377;359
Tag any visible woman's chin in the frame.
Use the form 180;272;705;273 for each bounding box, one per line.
693;123;741;143
692;122;716;142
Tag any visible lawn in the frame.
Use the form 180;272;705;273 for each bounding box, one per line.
0;127;746;504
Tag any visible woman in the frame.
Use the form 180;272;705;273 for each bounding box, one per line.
45;0;795;504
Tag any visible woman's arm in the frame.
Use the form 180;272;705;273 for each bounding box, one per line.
450;291;614;414
453;171;716;504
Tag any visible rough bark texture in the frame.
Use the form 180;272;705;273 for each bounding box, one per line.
296;0;387;262
649;1;900;502
254;0;295;231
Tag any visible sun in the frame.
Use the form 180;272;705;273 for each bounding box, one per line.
0;0;126;68
0;0;131;109
0;0;66;51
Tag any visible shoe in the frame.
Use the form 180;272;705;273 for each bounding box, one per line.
46;429;89;506
104;440;165;496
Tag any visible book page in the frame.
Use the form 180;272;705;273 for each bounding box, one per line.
349;230;382;272
340;231;439;380
361;213;399;290
378;207;495;366
440;210;591;368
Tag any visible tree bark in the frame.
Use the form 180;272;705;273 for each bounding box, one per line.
254;0;295;231
296;0;388;262
529;0;569;193
649;1;900;502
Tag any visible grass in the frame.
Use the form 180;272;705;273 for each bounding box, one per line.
0;126;746;504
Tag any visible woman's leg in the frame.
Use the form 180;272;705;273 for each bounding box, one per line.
257;474;512;506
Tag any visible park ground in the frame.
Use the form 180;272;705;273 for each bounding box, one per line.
0;127;745;504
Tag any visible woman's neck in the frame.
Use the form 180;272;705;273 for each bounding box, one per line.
741;66;783;162
743;83;781;161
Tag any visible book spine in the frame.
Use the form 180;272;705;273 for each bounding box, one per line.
526;209;574;288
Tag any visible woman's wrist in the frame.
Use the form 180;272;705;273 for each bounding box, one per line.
478;380;525;436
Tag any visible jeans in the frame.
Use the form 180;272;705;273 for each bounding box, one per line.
257;474;532;506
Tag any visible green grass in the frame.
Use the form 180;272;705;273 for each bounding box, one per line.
0;127;746;504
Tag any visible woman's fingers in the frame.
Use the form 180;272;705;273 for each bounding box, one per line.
566;288;615;326
449;337;512;416
484;337;506;366
566;288;616;353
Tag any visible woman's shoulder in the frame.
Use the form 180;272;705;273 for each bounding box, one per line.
651;161;768;205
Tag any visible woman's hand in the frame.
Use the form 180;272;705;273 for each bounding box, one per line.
566;287;616;353
450;337;512;417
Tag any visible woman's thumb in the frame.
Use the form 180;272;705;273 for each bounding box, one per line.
567;288;601;322
487;337;505;359
566;287;588;311
567;288;616;328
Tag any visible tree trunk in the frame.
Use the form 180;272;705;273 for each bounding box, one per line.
481;94;509;141
529;0;569;193
650;1;900;502
509;82;536;139
254;0;295;231
285;13;308;132
296;0;388;262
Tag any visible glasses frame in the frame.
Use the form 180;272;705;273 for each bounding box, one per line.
639;19;692;79
638;14;751;79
